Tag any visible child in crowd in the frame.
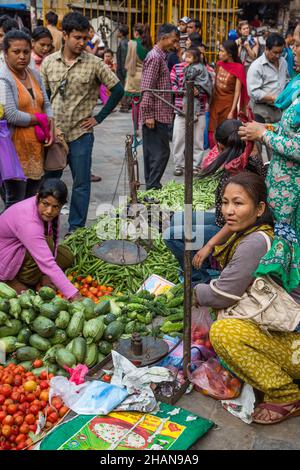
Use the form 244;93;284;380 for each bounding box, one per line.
183;48;212;173
100;49;116;105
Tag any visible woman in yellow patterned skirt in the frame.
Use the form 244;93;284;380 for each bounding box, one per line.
194;172;300;424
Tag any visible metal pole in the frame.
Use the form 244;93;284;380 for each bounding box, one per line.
183;80;194;377
30;0;37;30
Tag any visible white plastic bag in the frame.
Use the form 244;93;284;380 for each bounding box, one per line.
49;377;128;415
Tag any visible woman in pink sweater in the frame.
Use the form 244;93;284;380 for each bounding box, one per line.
0;179;80;300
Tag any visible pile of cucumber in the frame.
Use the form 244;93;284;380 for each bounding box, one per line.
112;283;185;338
0;283;124;374
0;281;185;374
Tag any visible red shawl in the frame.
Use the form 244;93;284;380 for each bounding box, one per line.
217;61;249;108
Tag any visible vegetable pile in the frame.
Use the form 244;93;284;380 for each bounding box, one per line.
138;176;219;211
0;283;119;372
0;361;69;450
59;273;114;303
109;284;185;338
0;281;188;372
64;228;180;293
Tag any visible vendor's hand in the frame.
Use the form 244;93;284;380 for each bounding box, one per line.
44;118;55;147
238;121;266;141
227;111;235;120
192;244;213;270
145;118;155;129
80;117;98;132
71;293;85;302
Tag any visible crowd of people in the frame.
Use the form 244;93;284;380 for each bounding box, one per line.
0;10;300;426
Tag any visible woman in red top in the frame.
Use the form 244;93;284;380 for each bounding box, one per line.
208;40;249;147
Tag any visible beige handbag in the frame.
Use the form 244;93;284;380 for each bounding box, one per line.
44;129;68;172
210;232;300;332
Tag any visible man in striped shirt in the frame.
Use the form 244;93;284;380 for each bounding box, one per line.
140;23;179;190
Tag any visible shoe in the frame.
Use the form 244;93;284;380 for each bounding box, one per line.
173;168;183;176
64;231;74;240
193;168;201;175
91;174;102;182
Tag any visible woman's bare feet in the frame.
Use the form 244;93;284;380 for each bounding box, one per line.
252;400;300;424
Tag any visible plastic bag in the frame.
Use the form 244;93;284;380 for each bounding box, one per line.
188;358;242;400
49;377;128;415
191;306;214;351
157;335;216;370
0;120;26;185
64;364;89;385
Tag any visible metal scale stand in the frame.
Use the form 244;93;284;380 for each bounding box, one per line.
91;84;195;396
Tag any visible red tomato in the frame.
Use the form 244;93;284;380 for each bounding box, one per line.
14;375;22;387
51;397;62;410
15;433;27;445
39;371;48;381
1;424;11;437
14;415;24;426
39;400;47;409
11;391;21;402
102;374;111;383
24;414;35;425
11;425;19;436
29;405;39;415
0;411;6;423
2;384;12;398
29;424;37;433
58;406;69;418
7;404;18;415
16;441;26;450
26;393;35;403
39;380;48;390
32;359;43;369
48;412;59;424
3;415;14;426
3;375;14;385
19;423;29;434
0;394;5;406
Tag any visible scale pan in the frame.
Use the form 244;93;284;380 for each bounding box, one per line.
92;240;148;265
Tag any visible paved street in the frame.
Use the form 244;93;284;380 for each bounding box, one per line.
1;110;300;449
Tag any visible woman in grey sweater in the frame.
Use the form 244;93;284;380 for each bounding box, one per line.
196;172;300;424
0;30;53;208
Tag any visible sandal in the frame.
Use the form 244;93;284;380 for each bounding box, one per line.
252;400;300;425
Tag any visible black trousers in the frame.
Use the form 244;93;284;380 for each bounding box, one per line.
3;179;41;209
142;122;170;190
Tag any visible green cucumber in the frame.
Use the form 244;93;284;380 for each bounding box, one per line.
72;337;87;363
38;287;56;301
16;346;40;362
55;348;76;368
29;334;51;352
32;316;56;338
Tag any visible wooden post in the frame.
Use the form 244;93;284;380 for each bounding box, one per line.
183;80;194;377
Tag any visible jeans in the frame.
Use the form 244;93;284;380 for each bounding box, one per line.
163;211;220;284
3;179;41;209
44;133;94;232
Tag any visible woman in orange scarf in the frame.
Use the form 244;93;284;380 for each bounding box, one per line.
0;30;54;208
208;40;249;148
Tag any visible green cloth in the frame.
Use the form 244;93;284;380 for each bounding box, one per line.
255;227;300;292
135;38;149;62
40;403;214;451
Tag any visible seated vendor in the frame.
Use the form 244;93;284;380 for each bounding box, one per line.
0;178;81;301
163;119;266;285
195;172;300;425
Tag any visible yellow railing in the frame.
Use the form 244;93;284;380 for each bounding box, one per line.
42;0;238;59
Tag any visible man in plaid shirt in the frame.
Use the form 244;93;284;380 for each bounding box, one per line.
41;12;123;235
140;24;179;190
